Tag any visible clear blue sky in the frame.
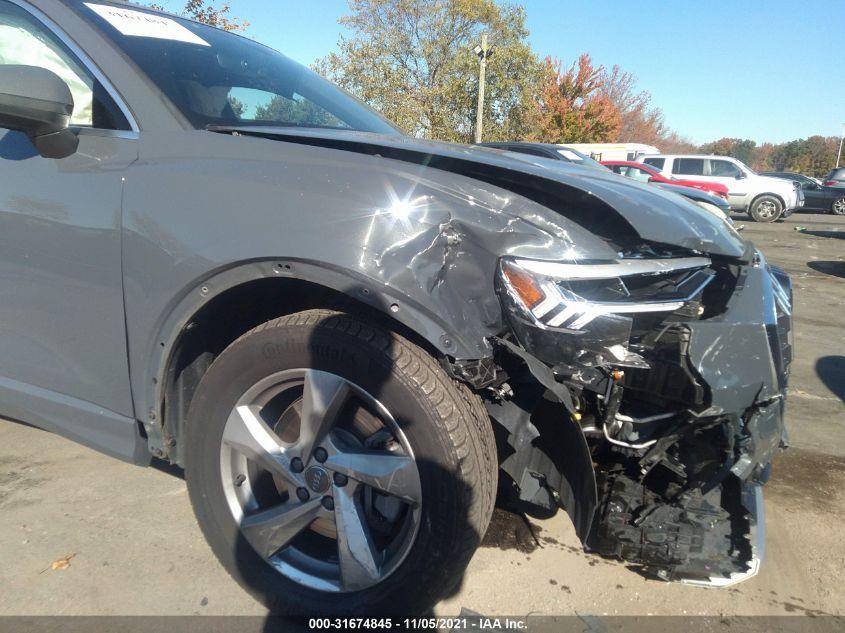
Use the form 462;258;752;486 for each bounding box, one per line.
160;0;845;144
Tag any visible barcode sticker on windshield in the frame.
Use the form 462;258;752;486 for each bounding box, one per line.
557;150;581;161
84;3;210;46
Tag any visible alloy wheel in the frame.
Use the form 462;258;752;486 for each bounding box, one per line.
219;368;422;593
833;198;845;215
756;200;777;219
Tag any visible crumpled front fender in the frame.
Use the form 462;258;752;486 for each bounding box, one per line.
125;131;618;424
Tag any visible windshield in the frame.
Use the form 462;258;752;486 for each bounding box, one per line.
732;159;755;175
76;2;400;134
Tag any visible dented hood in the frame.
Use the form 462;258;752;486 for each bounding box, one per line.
209;126;747;259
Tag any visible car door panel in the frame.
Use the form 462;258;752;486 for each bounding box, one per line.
705;159;748;207
0;130;138;412
0;0;142;461
802;185;826;210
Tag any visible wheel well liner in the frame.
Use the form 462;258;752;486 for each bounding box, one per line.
145;263;460;464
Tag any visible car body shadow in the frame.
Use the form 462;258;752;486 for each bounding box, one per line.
801;230;845;240
816;356;845;402
151;457;185;479
808;261;845;279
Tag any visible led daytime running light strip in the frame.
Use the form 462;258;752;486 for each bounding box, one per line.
503;258;713;331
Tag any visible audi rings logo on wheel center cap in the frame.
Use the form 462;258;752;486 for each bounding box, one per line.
304;466;331;494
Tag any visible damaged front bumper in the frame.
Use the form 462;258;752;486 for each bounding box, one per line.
679;483;764;588
493;245;791;586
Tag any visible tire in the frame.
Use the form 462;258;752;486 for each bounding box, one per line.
184;309;496;616
832;197;845;215
747;195;783;222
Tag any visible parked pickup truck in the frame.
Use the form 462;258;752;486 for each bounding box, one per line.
0;0;792;616
640;154;804;222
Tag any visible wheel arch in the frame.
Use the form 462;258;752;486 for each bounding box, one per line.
139;258;493;463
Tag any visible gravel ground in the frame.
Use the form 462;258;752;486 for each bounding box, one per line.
0;211;843;619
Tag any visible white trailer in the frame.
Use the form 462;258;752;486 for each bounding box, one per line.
562;143;660;162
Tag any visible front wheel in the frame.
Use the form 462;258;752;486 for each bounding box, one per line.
748;195;783;222
832;197;845;215
184;310;496;615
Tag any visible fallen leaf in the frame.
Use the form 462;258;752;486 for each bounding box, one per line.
50;554;76;571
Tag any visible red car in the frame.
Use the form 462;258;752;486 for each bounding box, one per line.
602;160;729;199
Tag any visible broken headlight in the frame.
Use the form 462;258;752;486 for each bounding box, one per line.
497;256;715;365
500;256;714;330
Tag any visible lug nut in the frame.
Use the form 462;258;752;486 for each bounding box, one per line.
296;487;310;502
321;496;334;511
333;472;348;487
290;457;304;473
314;447;328;463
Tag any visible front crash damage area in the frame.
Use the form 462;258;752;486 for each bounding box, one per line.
208;127;792;586
485;244;792;587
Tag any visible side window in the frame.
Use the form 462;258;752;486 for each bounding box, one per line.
673;158;705;176
0;0;129;130
709;159;741;177
226;87;351;129
643;157;665;170
629;167;652;182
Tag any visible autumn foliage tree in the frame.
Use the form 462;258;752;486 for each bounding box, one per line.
700;138;757;165
530;54;620;143
597;65;663;144
597;65;696;151
765;136;840;176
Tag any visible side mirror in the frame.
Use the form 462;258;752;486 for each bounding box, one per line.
803;181;817;190
735;172;746;180
0;65;78;159
647;176;657;183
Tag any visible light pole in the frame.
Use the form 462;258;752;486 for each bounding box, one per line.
837;123;844;168
473;34;493;144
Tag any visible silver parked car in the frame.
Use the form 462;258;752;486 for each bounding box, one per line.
0;0;792;615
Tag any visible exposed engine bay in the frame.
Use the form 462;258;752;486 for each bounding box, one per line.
482;242;791;586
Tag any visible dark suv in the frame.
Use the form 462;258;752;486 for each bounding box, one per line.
823;167;845;188
0;0;792;615
761;171;845;214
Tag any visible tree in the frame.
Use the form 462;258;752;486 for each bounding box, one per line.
528;54;620;143
752;142;775;172
150;1;249;31
316;0;542;142
227;96;246;118
699;137;757;165
597;65;664;145
253;95;346;128
697;136;839;177
596;65;697;152
767;136;839;176
659;131;698;154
